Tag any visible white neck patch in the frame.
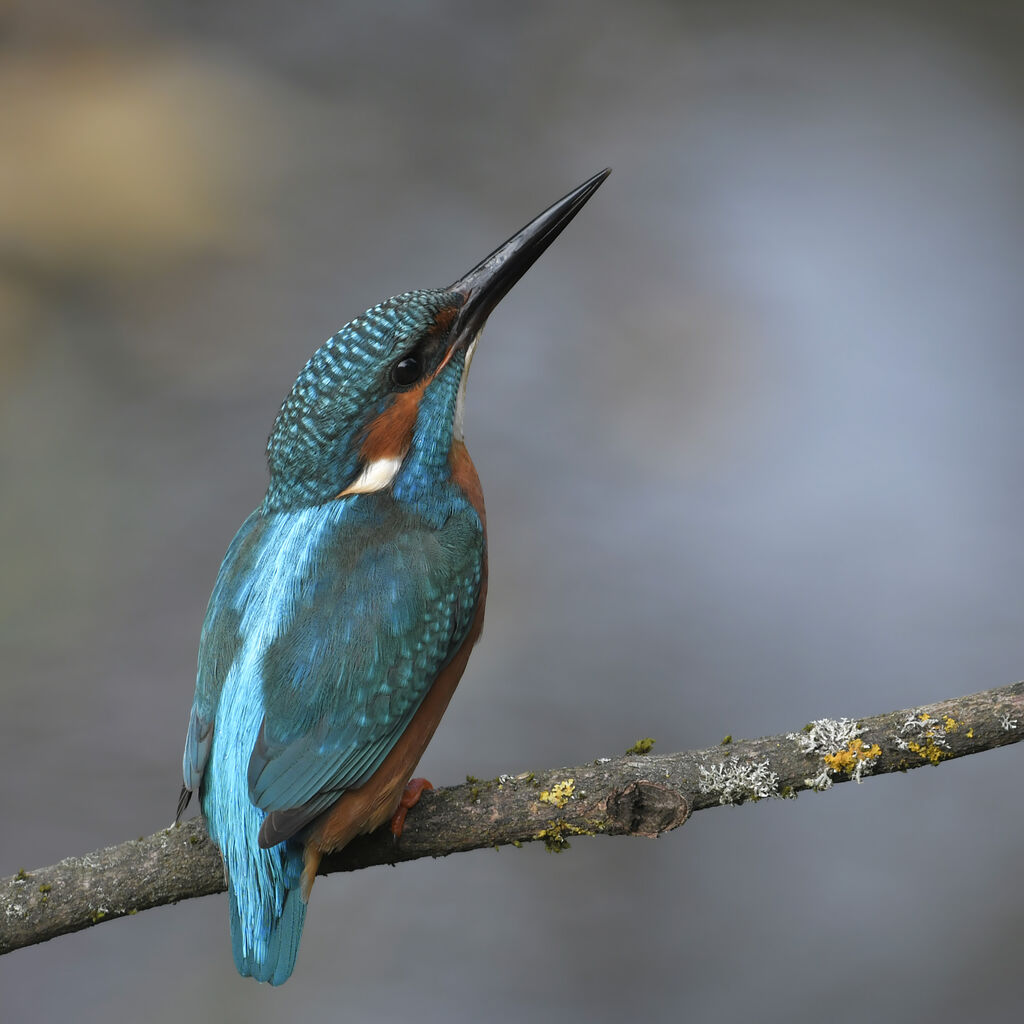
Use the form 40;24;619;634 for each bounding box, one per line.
338;454;404;496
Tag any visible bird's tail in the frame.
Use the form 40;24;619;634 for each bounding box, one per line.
226;839;308;986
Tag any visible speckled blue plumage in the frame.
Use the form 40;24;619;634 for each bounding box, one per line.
182;296;485;985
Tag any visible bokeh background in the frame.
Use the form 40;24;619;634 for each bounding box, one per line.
2;1;1023;1020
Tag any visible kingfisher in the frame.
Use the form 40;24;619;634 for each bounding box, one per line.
176;169;610;984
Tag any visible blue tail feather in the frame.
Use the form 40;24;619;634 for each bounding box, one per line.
229;873;307;986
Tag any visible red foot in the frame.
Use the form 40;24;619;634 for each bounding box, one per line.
390;778;434;840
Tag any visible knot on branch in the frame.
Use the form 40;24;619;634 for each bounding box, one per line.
606;780;688;838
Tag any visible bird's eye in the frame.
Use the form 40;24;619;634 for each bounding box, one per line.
391;355;422;387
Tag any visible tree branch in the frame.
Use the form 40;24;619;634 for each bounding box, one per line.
3;682;1022;956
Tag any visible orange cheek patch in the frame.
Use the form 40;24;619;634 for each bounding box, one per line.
359;381;427;462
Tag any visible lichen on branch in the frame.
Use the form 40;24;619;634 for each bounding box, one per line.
1;681;1021;957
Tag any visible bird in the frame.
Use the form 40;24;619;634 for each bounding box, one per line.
177;168;610;985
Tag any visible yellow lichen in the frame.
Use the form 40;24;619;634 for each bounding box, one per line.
539;779;575;808
905;738;949;765
967;728;974;738
822;738;882;774
943;716;959;733
535;818;595;853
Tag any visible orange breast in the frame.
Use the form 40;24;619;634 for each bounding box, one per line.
450;439;486;529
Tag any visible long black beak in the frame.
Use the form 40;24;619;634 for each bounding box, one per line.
448;168;611;344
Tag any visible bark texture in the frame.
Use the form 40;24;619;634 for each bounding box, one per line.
2;681;1021;956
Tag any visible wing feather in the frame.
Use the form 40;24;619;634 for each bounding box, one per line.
179;510;263;808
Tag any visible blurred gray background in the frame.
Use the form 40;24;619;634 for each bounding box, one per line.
2;1;1023;1020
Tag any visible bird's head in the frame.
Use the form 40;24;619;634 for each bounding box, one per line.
263;169;610;512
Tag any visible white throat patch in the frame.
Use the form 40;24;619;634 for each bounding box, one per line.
453;334;480;443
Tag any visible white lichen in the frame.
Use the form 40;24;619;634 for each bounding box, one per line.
790;717;864;755
698;756;779;805
999;712;1019;731
803;767;833;792
895;712;951;753
850;754;875;783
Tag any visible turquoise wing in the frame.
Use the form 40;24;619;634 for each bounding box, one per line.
246;495;484;845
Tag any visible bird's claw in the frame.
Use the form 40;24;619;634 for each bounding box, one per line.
390;777;434;842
